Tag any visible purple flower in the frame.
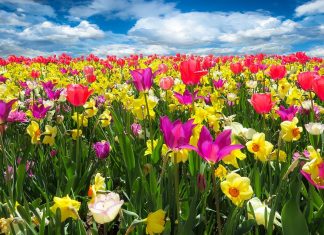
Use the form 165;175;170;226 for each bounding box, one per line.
50;149;58;157
95;95;106;107
173;90;202;105
7;111;28;123
41;81;56;91
130;67;153;92
0;75;7;83
213;79;225;89
131;123;142;136
45;88;62;100
31;102;50;119
196;126;244;163
276;105;298;121
93;141;111;159
160;116;196;150
0;99;17;123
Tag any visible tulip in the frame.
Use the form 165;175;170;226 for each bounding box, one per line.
230;62;244;75
66;84;93;107
196;126;244;163
0;99;17;124
180;59;208;85
92;141;111;159
160;116;196;151
305;122;324;135
130;67;153;92
250;93;274;114
276;105;298;121
159;76;174;90
173;90;201;105
297;72;317;91
88;192;124;224
268;65;286;80
312;76;324;101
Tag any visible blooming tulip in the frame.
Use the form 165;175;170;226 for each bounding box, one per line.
130;67;153;92
297;72;317;91
269;65;286;80
312;76;324;101
250;93;274;114
66;84;93;107
180;59;208;85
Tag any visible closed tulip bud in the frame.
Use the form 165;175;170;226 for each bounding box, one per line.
197;173;206;192
159;76;174;90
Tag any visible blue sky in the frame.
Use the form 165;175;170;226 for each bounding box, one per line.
0;0;323;57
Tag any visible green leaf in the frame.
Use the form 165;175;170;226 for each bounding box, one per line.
282;199;309;235
16;164;26;202
234;219;256;235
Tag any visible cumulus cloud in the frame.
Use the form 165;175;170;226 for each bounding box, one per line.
128;12;299;49
295;0;324;17
18;21;105;42
69;0;178;20
0;40;51;57
0;0;56;18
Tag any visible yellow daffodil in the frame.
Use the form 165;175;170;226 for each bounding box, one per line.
222;149;247;168
42;125;57;146
99;110;112;127
302;146;324;186
280;117;302;142
26;121;41;144
145;209;166;235
215;164;227;180
246;133;273;162
84;99;98;118
220;172;253;207
144;139;158;156
71;129;82;140
72;112;88;127
269;149;287;162
50;195;81;222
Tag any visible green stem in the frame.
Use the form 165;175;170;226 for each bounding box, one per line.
144;92;154;155
174;154;180;233
211;164;222;235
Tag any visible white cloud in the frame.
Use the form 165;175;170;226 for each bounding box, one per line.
0;10;29;26
91;44;175;57
128;12;298;47
307;46;324;57
19;21;105;42
69;0;178;20
0;0;56;17
0;40;50;57
295;0;324;17
238;43;288;54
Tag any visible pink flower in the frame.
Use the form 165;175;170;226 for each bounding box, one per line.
196;126;243;163
276;105;298;121
130;67;154;92
173;90;202;105
160;116;196;150
0;99;17;124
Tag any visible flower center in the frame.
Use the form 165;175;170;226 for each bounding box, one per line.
252;143;260;152
292;128;300;137
229;187;240;197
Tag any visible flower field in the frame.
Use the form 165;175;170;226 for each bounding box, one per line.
0;52;323;234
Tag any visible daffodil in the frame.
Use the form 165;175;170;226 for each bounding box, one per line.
50;195;81;222
144;139;158;156
72;112;88;127
246;133;273;162
215;164;227;180
42;125;57;146
220;172;253;206
222;149;247;168
83;99;98;118
99;110;112;127
269;149;287;162
302;146;324;187
145;209;166;235
280;117;302;142
71;129;82;140
26;121;41;144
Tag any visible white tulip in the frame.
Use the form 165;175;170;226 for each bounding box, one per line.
88;192;124;224
305;122;324;135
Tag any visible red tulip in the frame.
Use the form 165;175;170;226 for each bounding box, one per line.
250;93;274;114
180;59;208;85
297;72;317;91
66;84;93;106
312;76;324;101
230;62;244;74
269;65;286;80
